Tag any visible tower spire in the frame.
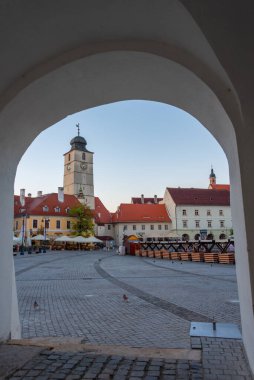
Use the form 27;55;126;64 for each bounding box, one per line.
209;166;216;185
76;123;80;136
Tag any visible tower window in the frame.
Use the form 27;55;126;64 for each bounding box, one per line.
68;153;71;161
82;153;86;160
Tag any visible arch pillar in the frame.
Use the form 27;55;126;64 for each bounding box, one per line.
0;152;20;340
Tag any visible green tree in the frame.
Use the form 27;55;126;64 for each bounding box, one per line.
69;204;94;236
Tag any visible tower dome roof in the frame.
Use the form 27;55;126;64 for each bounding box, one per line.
70;135;89;152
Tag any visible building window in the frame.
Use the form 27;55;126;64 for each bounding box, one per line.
219;210;223;216
65;207;70;214
133;225;136;230
150;225;154;230
183;220;188;228
123;225;127;231
43;205;49;212
158;225;162;230
165;225;169;230
195;220;200;228
182;209;187;216
82;153;86;160
67;221;71;229
68;153;71;161
107;225;111;230
220;220;225;228
55;207;61;212
33;220;38;229
142;225;145;230
207;210;211;216
195;210;199;216
208;220;212;228
56;220;61;229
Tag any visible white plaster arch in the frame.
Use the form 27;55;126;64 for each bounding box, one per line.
1;50;253;373
0;0;253;374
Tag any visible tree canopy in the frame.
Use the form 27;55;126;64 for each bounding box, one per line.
69;204;94;236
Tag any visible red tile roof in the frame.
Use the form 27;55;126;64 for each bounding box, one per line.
209;184;230;191
14;193;82;217
94;197;112;224
112;204;171;223
167;188;230;206
131;197;163;204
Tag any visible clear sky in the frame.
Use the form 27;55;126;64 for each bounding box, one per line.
14;100;229;211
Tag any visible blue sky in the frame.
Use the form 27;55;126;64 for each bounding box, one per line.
14;100;229;211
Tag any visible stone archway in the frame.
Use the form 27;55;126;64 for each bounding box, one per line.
0;1;253;374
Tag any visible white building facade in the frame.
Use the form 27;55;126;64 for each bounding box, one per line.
163;187;232;240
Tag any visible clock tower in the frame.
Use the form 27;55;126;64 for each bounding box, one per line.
63;125;95;209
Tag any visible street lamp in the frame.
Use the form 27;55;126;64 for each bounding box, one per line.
42;218;50;252
19;208;29;255
20;214;25;255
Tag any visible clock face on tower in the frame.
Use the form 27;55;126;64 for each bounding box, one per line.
80;162;87;170
67;164;71;171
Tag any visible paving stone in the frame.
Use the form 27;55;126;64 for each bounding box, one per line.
11;251;253;380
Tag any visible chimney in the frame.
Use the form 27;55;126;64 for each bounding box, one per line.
28;193;32;197
141;194;144;204
154;195;158;204
58;187;64;203
37;191;42;197
20;189;25;207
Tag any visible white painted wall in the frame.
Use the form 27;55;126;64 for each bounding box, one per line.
114;222;171;245
0;0;253;373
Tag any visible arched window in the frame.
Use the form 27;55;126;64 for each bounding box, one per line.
195;233;200;240
182;234;189;241
219;233;227;240
207;233;214;240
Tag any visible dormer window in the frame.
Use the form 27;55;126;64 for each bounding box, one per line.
65;207;70;214
55;206;61;212
43;205;49;212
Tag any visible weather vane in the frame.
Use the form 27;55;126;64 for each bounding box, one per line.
76;123;80;136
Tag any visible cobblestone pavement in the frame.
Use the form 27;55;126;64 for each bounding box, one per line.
12;250;253;378
7;338;253;379
15;251;240;348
